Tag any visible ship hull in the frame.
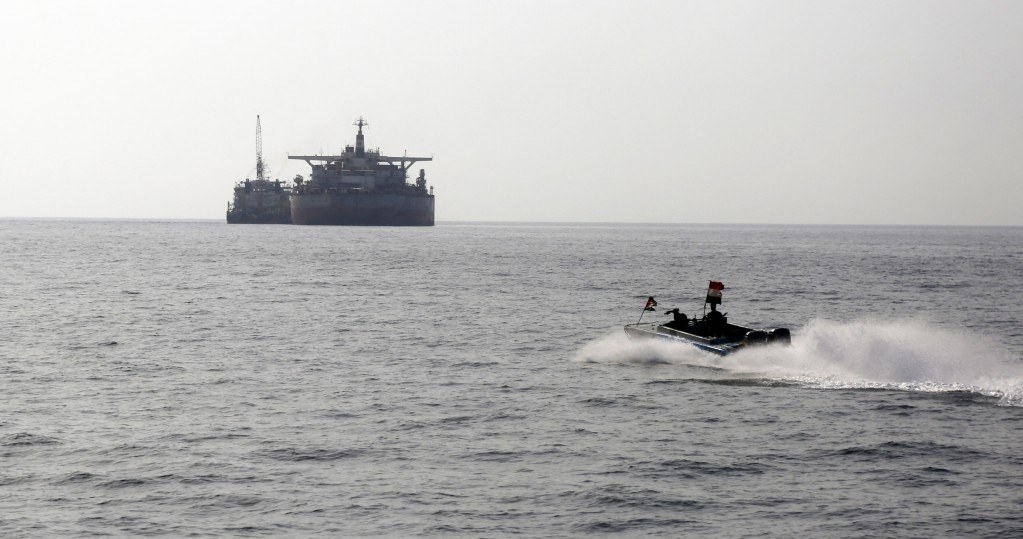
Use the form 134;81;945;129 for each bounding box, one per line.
226;211;291;224
226;187;292;224
290;192;435;226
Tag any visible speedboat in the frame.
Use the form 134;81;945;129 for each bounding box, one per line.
624;282;790;356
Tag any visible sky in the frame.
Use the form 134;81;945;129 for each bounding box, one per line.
1;0;1021;225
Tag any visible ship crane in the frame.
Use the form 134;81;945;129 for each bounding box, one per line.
255;115;270;182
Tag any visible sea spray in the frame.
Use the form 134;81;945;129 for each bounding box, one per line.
733;319;1022;388
579;319;1023;404
573;332;716;367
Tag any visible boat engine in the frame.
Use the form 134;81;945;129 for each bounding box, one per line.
768;328;791;345
744;330;769;346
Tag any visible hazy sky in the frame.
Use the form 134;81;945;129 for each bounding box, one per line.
1;0;1020;225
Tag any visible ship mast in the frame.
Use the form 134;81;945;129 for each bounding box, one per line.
354;116;368;157
255;115;269;182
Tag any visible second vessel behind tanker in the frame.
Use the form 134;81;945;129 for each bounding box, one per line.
288;118;435;226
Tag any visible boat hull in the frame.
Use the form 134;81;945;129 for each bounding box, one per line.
625;323;742;356
624;321;790;356
226;210;291;224
290;192;434;226
226;188;292;224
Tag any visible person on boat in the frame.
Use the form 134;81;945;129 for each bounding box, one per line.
664;307;688;329
705;303;726;335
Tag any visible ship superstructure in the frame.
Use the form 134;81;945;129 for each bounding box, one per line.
226;116;292;224
287;118;435;226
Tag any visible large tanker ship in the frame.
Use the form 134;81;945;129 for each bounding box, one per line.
288;118;435;226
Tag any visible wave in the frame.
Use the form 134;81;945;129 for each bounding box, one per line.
574;319;1023;405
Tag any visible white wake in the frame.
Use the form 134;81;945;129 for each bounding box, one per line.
575;319;1023;405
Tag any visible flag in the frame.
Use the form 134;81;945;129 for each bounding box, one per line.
644;296;657;311
706;281;724;305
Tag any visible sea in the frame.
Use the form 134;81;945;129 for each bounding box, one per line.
1;219;1022;538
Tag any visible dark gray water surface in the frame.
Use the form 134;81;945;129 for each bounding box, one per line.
2;220;1022;537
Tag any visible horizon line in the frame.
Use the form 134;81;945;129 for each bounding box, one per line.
1;216;1020;229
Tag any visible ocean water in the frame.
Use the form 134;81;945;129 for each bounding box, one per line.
1;220;1022;537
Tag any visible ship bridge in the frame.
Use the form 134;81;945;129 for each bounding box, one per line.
288;153;432;173
288;117;431;173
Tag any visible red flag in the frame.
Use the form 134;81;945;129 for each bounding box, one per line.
644;296;657;311
706;281;724;304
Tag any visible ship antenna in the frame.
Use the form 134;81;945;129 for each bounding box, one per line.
353;116;368;157
255;115;269;182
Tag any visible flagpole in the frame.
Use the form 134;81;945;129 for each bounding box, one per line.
703;281;710;318
704;281;724;318
637;296;656;324
702;299;707;318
